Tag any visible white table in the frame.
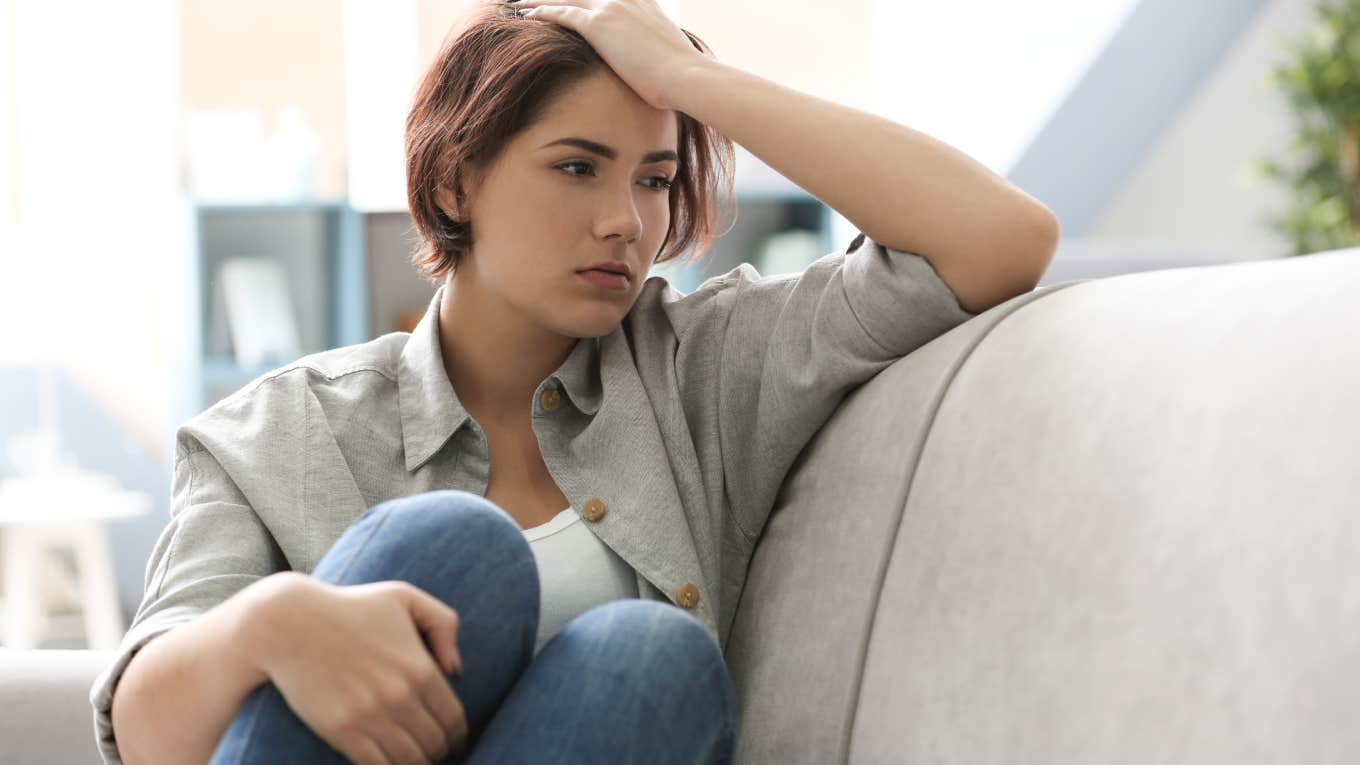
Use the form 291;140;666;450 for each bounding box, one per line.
0;472;150;650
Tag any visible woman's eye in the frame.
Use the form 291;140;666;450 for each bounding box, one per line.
556;161;673;192
557;160;594;177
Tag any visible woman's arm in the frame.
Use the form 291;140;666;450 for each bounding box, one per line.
510;0;1056;313
663;59;1059;315
112;575;284;765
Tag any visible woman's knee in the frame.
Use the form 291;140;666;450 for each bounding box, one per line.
314;490;536;602
349;490;524;559
553;599;735;709
365;489;524;546
568;599;713;647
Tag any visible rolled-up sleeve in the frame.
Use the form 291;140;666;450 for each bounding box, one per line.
88;431;287;765
835;231;979;354
669;232;978;539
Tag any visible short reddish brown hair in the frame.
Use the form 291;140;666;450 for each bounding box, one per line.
405;4;735;285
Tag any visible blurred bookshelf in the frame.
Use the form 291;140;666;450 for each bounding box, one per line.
189;201;367;419
188;192;835;418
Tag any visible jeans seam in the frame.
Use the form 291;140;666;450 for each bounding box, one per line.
721;668;739;763
330;505;397;583
695;648;739;765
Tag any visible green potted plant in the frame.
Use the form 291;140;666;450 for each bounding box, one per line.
1251;0;1360;256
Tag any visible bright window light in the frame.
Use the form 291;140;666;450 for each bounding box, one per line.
872;0;1141;176
0;1;13;228
343;0;420;212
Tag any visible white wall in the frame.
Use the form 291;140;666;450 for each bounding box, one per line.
1;1;187;468
0;2;13;229
0;0;1327;463
871;0;1142;180
1085;0;1317;264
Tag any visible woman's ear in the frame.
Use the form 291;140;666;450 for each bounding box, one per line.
436;161;483;219
434;184;460;216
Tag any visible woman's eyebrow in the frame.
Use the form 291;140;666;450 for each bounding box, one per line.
539;136;678;164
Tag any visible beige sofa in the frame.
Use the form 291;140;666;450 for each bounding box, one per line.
3;246;1357;763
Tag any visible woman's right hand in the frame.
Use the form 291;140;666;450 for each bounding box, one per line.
240;572;469;765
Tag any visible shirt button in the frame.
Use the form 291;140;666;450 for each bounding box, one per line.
675;582;700;609
539;387;561;412
582;498;607;522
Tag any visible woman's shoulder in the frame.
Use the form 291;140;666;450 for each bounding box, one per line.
625;264;757;340
179;333;407;450
625;258;805;351
236;333;403;398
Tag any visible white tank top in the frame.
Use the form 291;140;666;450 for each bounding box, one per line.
521;506;639;656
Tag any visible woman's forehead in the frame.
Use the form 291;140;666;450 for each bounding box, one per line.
530;73;678;148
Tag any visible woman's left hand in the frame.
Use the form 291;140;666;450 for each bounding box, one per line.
500;0;706;110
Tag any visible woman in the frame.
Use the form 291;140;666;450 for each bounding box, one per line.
92;2;1058;764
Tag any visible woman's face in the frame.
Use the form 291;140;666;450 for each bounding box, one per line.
438;68;681;339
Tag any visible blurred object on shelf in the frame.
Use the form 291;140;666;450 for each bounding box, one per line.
393;308;424;334
185;104;320;203
0;472;151;650
753;229;823;277
262;105;321;201
213;257;302;367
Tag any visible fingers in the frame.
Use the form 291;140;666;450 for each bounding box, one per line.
383;583;469;762
376;669;466;765
402;584;464;675
392;683;451;763
349;656;461;765
372;721;434;765
346;737;397;765
422;670;469;757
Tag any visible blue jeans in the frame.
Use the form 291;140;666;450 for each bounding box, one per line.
207;490;738;764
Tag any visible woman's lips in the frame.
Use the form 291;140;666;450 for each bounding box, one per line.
578;269;629;291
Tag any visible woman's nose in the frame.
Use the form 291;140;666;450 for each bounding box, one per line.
599;190;644;241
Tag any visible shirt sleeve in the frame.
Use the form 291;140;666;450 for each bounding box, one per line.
88;429;288;765
667;231;979;540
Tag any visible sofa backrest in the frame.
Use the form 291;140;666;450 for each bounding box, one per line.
726;248;1360;764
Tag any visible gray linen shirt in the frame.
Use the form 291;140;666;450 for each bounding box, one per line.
88;231;978;764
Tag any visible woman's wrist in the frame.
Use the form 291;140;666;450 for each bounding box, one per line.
660;55;724;112
225;571;313;687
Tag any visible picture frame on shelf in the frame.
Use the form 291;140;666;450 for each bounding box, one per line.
212;256;302;368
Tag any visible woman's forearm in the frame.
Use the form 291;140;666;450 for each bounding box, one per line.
664;59;1058;312
111;575;286;765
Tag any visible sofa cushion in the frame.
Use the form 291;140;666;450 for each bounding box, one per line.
0;648;120;765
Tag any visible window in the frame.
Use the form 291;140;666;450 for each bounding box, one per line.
871;0;1141;175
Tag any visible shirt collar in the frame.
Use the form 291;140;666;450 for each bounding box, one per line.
398;283;603;472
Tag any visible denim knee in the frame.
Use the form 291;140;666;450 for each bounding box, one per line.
556;599;736;718
365;489;526;550
323;489;538;610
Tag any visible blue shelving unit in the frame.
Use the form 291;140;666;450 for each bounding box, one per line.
187;192;833;421
650;191;834;293
187;200;368;421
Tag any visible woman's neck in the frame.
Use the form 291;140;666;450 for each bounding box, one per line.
437;279;578;427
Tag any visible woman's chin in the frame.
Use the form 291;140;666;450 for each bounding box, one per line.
561;314;626;338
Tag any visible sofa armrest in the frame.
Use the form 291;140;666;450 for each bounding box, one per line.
723;281;1066;764
0;648;121;765
726;247;1360;764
